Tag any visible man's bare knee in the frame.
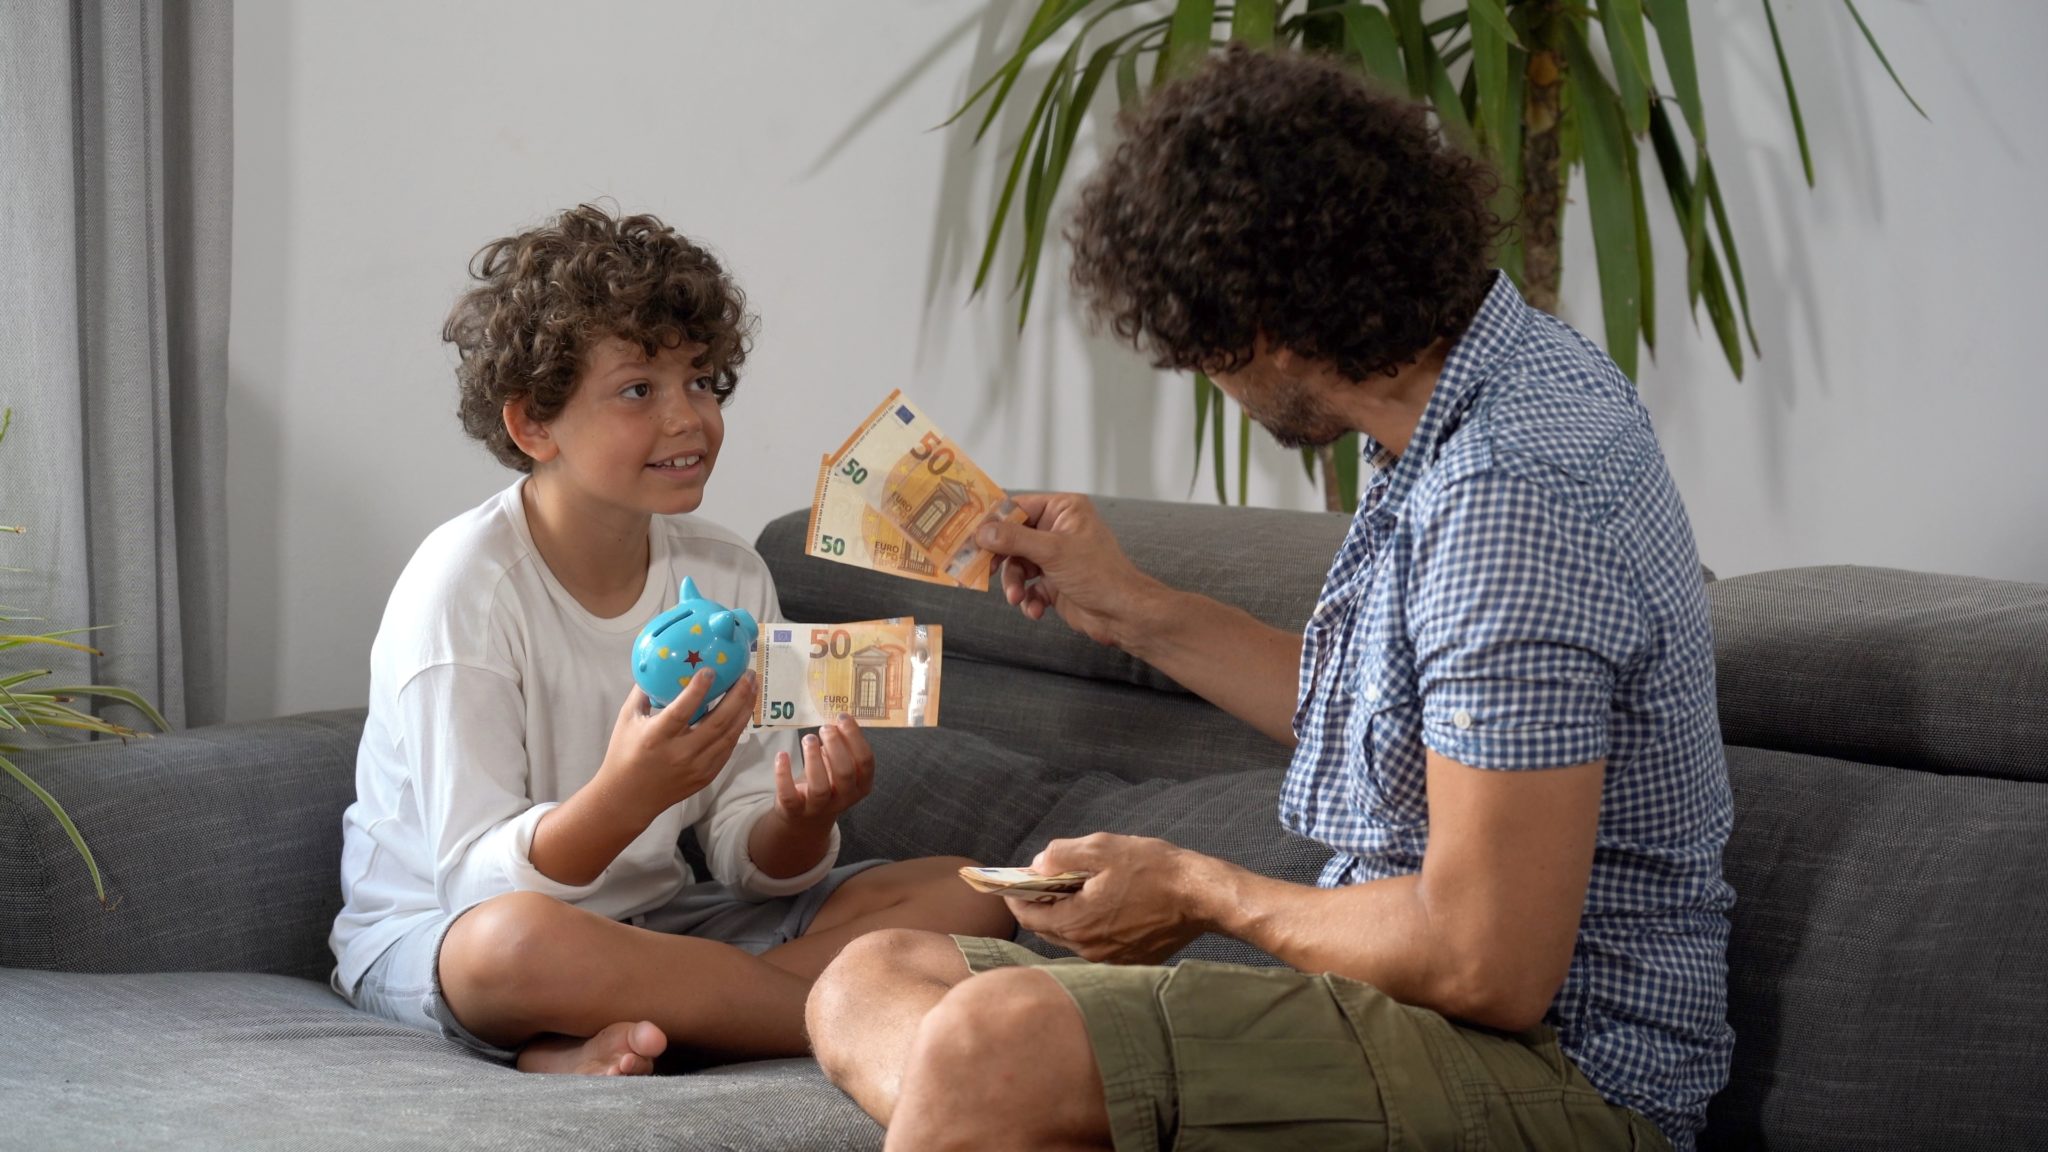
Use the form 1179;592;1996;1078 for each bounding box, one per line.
915;967;1069;1066
808;928;962;1065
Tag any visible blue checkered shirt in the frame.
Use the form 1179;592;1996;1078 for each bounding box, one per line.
1278;274;1735;1149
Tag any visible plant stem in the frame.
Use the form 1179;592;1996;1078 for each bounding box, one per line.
1519;2;1569;313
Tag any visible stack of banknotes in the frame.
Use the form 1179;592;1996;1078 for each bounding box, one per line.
750;392;1026;729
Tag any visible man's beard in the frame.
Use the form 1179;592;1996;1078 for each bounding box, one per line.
1243;379;1351;450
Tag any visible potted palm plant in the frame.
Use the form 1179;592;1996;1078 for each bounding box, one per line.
951;0;1922;511
0;408;169;906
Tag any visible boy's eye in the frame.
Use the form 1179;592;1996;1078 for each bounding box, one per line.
622;382;651;399
689;377;714;393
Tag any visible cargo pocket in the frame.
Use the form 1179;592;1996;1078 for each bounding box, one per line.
1160;962;1386;1151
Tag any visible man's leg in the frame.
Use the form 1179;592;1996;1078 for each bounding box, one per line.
805;928;973;1125
761;856;1014;980
439;890;815;1073
810;933;1111;1149
885;967;1114;1152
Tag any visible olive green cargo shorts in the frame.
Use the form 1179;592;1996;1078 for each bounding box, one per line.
956;937;1671;1152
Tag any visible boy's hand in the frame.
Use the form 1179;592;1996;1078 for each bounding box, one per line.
771;714;875;827
601;668;756;813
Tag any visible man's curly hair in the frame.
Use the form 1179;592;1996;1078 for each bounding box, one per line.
1068;45;1500;381
443;203;754;471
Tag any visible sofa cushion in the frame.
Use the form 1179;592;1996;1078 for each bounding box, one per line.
1011;768;1333;968
1709;566;2048;783
0;969;882;1151
1707;745;2048;1149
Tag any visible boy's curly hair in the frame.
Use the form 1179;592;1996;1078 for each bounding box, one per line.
443;203;754;471
1067;45;1500;381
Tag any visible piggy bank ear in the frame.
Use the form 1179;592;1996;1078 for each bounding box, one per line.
733;608;759;645
706;609;737;641
679;577;702;603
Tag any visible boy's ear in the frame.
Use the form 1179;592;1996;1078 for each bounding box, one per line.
502;398;558;465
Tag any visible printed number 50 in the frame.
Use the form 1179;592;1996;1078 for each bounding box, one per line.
819;534;847;555
768;701;795;720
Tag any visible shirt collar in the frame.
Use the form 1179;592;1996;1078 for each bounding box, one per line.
1360;271;1532;506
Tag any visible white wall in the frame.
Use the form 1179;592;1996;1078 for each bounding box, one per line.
228;0;2048;723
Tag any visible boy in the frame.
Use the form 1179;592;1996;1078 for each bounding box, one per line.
329;203;1011;1076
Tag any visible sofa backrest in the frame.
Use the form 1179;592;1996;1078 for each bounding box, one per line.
756;496;1348;785
0;710;363;979
1703;566;2048;1147
1709;565;2048;783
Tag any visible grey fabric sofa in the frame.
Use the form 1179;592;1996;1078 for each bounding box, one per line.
4;496;2044;1150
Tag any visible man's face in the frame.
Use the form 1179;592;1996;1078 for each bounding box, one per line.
537;335;726;517
1207;348;1353;450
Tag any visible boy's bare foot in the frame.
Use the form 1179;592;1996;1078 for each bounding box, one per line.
515;1020;668;1076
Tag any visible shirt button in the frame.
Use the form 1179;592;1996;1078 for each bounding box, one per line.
1453;709;1474;730
1363;684;1381;702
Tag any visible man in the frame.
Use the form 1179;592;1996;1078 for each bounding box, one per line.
806;46;1733;1152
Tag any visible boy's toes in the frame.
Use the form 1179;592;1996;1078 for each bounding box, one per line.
628;1020;667;1061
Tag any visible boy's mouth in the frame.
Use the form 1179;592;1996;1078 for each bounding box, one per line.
648;453;704;470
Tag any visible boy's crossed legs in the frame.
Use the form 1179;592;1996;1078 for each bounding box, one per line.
437;855;1012;1075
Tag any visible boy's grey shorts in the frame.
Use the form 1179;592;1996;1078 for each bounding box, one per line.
334;859;886;1061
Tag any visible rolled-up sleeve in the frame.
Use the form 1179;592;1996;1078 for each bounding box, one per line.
1408;469;1647;770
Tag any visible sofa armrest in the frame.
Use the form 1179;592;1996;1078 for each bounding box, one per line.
0;710;363;979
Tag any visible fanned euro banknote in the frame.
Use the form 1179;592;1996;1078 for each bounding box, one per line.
806;391;1026;590
750;619;942;728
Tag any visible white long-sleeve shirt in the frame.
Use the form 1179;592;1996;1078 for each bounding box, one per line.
329;479;833;991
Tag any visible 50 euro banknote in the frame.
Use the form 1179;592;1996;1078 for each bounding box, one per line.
750;619;942;728
806;391;1026;591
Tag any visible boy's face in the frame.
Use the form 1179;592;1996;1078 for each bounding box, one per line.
531;335;726;517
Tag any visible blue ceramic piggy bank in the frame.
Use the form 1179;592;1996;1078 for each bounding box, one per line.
633;577;759;722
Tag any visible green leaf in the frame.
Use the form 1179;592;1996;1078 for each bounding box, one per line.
1300;445;1319;485
1384;0;1432;99
1115;41;1142;107
1759;0;1814;187
1424;36;1473;151
1646;102;1706;311
1842;0;1926;118
1626;131;1656;355
1700;156;1762;354
1237;408;1251;505
1643;102;1747;378
951;0;1088;142
1018;28;1125;326
1334;432;1361;512
1698;239;1746;378
1493;42;1528;286
1159;0;1217;86
1340;5;1407;90
1597;0;1654;136
0;751;105;903
1012;57;1069;323
969;48;1063;297
1564;24;1643;379
1643;0;1706;143
1468;0;1512;161
1191;375;1213;494
1230;0;1277;49
1211;381;1229;504
46;685;171;732
1464;0;1522;50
